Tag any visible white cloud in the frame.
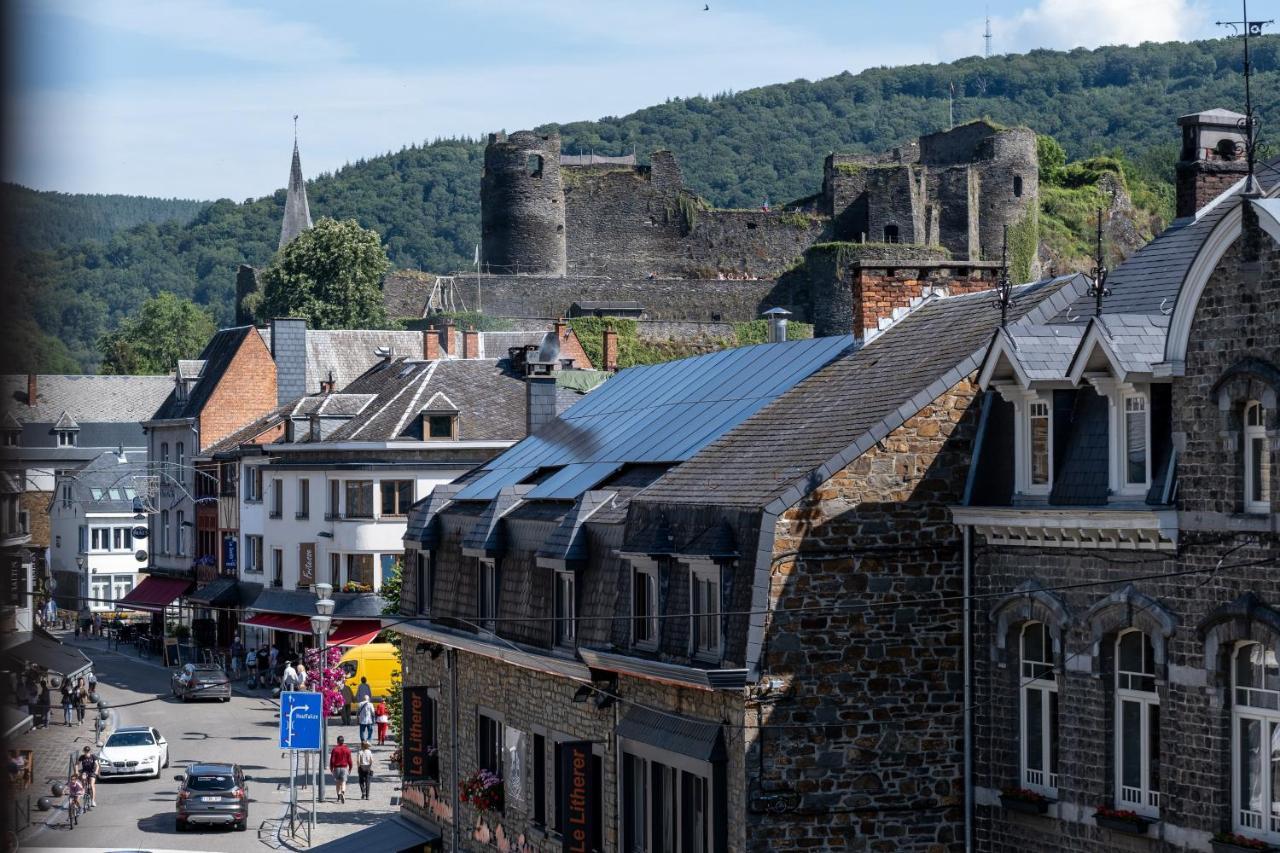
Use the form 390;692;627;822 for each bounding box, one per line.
42;0;349;65
941;0;1211;58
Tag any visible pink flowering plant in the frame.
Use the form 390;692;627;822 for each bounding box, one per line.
302;646;346;717
459;768;503;813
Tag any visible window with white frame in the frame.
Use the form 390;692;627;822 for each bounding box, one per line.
270;478;283;518
176;510;186;556
244;535;263;573
1124;394;1149;487
176;442;185;478
1029;400;1051;487
1233;642;1280;840
478;560;498;633
244;466;262;502
1115;630;1160;816
554;569;575;647
622;749;715;853
90;577;110;608
690;562;721;660
1020;621;1059;794
160;510;170;555
112;576;133;602
632;562;659;650
57;430;76;447
1246;402;1272;514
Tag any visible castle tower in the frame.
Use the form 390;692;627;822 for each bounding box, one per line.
279;122;313;251
1175;109;1249;218
480;131;567;276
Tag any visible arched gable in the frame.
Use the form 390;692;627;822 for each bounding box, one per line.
989;579;1072;662
1199;591;1280;681
1163;201;1243;371
1083;583;1178;665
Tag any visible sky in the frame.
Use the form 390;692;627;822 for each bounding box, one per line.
3;0;1246;200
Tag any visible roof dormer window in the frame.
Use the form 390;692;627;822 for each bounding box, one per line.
3;430;19;447
425;413;458;441
57;430;76;447
1123;394;1149;488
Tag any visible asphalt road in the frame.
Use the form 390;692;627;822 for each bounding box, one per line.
24;642;350;852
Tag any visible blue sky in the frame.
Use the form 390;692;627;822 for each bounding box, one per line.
5;0;1242;199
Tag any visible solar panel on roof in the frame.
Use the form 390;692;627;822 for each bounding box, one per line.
526;461;623;500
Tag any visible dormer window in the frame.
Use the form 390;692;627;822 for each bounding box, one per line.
1122;392;1149;489
425;413;458;441
57;430;76;447
1245;401;1271;514
3;430;20;447
1003;388;1053;496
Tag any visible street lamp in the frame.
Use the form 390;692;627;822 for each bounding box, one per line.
75;557;85;624
312;582;334;801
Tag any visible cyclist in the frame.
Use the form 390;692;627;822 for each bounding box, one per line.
65;773;84;825
78;746;98;809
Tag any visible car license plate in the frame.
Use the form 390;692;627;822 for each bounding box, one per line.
200;796;221;802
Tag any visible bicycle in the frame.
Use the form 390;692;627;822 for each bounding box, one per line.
63;790;81;829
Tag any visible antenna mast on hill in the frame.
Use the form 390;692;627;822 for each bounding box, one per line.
984;7;993;58
1217;0;1273;195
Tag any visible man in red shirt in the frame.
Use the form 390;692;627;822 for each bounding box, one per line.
329;735;353;803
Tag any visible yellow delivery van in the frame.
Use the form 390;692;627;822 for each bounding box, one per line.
339;643;401;712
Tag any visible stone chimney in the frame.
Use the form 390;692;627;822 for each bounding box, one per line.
463;326;480;359
26;374;36;407
270;318;308;406
526;375;558;436
1176;109;1250;218
602;327;619;372
425;326;440;360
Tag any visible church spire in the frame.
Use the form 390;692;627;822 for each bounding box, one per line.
279;115;313;250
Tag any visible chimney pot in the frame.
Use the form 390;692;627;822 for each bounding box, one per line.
26;374;36;407
462;326;480;360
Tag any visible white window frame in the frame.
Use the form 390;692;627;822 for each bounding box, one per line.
1121;392;1151;490
1089;376;1153;498
297;478;310;519
620;740;718;853
995;384;1053;496
1019;621;1059;796
554;569;575;647
1028;399;1052;491
270;478;283;518
688;560;722;661
160;510;170;555
631;560;659;651
57;430;76;447
1232;641;1280;842
1114;629;1160;817
1245;401;1272;514
176;510;186;557
243;535;263;573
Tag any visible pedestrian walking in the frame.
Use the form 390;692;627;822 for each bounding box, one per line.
73;679;87;725
356;740;374;800
87;671;97;695
230;639;243;678
78;746;98;809
329;736;353;803
255;647;268;685
375;700;389;745
354;676;372;705
93;613;102;638
268;646;279;684
281;661;299;692
61;689;74;727
35;683;50;728
357;697;375;745
296;662;308;692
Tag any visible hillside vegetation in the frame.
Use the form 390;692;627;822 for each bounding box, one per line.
8;36;1278;372
2;184;208;252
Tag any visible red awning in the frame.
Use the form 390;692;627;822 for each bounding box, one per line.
243;613;314;636
117;577;193;613
327;619;383;647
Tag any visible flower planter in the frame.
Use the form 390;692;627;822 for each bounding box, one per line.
1212;840;1276;853
1000;793;1050;815
1096;814;1153;835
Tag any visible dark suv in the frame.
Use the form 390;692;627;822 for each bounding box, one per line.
175;763;249;832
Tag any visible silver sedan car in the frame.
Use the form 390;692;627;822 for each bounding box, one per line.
171;663;232;702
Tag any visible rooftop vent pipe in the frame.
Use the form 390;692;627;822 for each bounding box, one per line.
763;307;792;344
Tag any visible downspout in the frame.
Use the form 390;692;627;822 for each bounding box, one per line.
960;391;994;853
450;647;460;851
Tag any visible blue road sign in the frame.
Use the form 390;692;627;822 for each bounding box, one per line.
279;692;323;751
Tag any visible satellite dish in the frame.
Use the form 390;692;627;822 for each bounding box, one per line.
535;331;561;364
135;550;148;562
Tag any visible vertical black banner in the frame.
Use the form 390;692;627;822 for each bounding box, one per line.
403;685;433;781
559;740;596;853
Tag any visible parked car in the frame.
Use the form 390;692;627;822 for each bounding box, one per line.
175;762;249;832
171;663;231;702
97;726;169;779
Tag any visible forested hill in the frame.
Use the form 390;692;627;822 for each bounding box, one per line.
10;35;1279;372
3;184;208;252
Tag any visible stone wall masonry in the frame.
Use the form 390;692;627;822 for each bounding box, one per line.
398;644;745;852
481;131;567;276
750;378;985;852
20;490;51;550
1176;160;1249;219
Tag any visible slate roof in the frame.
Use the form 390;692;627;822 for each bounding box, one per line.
479;331;558;360
258;328;427;392
451;335;857;503
1;374;173;426
641;276;1083;508
616;706;726;762
535;491;615;564
1001;325;1085;380
1089;314;1170;376
1048;389;1111;506
153;326;258;420
59;450;142;513
248;587;386;619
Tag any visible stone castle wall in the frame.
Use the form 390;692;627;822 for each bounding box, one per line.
481;131;567;276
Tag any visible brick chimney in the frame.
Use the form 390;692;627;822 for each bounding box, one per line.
425;326;440;361
602;327;619;372
318;371;335;394
463;326;480;359
26;374;36;407
554;318;567;342
441;321;457;357
1176;109;1250;218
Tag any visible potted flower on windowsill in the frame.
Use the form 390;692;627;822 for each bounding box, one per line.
1212;831;1277;853
1094;805;1154;835
999;787;1052;815
342;581;372;594
459;768;503;814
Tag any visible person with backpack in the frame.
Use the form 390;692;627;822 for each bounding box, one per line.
73;678;87;725
357;697;375;745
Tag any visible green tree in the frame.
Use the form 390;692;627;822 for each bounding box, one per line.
253;217;390;328
97;292;216;374
1037;135;1067;184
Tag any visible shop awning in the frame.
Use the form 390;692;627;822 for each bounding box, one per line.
117;576;193;613
327;619;383;647
1;631;92;679
243;612;314;636
186;577;240;606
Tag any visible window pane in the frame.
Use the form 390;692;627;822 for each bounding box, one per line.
624;754;646;853
1121;700;1142;789
1025;688;1044;772
1126;399;1147;484
346;554;373;587
1243;717;1263;814
1149;703;1160;798
1030;404;1049;485
1271;721;1280;823
1049;690;1059;777
634;571;651;643
1119;632;1143;673
1252;436;1270;504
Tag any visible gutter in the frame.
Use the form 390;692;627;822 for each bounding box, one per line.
268;440;515;452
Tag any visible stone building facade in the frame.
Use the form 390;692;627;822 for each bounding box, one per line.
954;171;1279;852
